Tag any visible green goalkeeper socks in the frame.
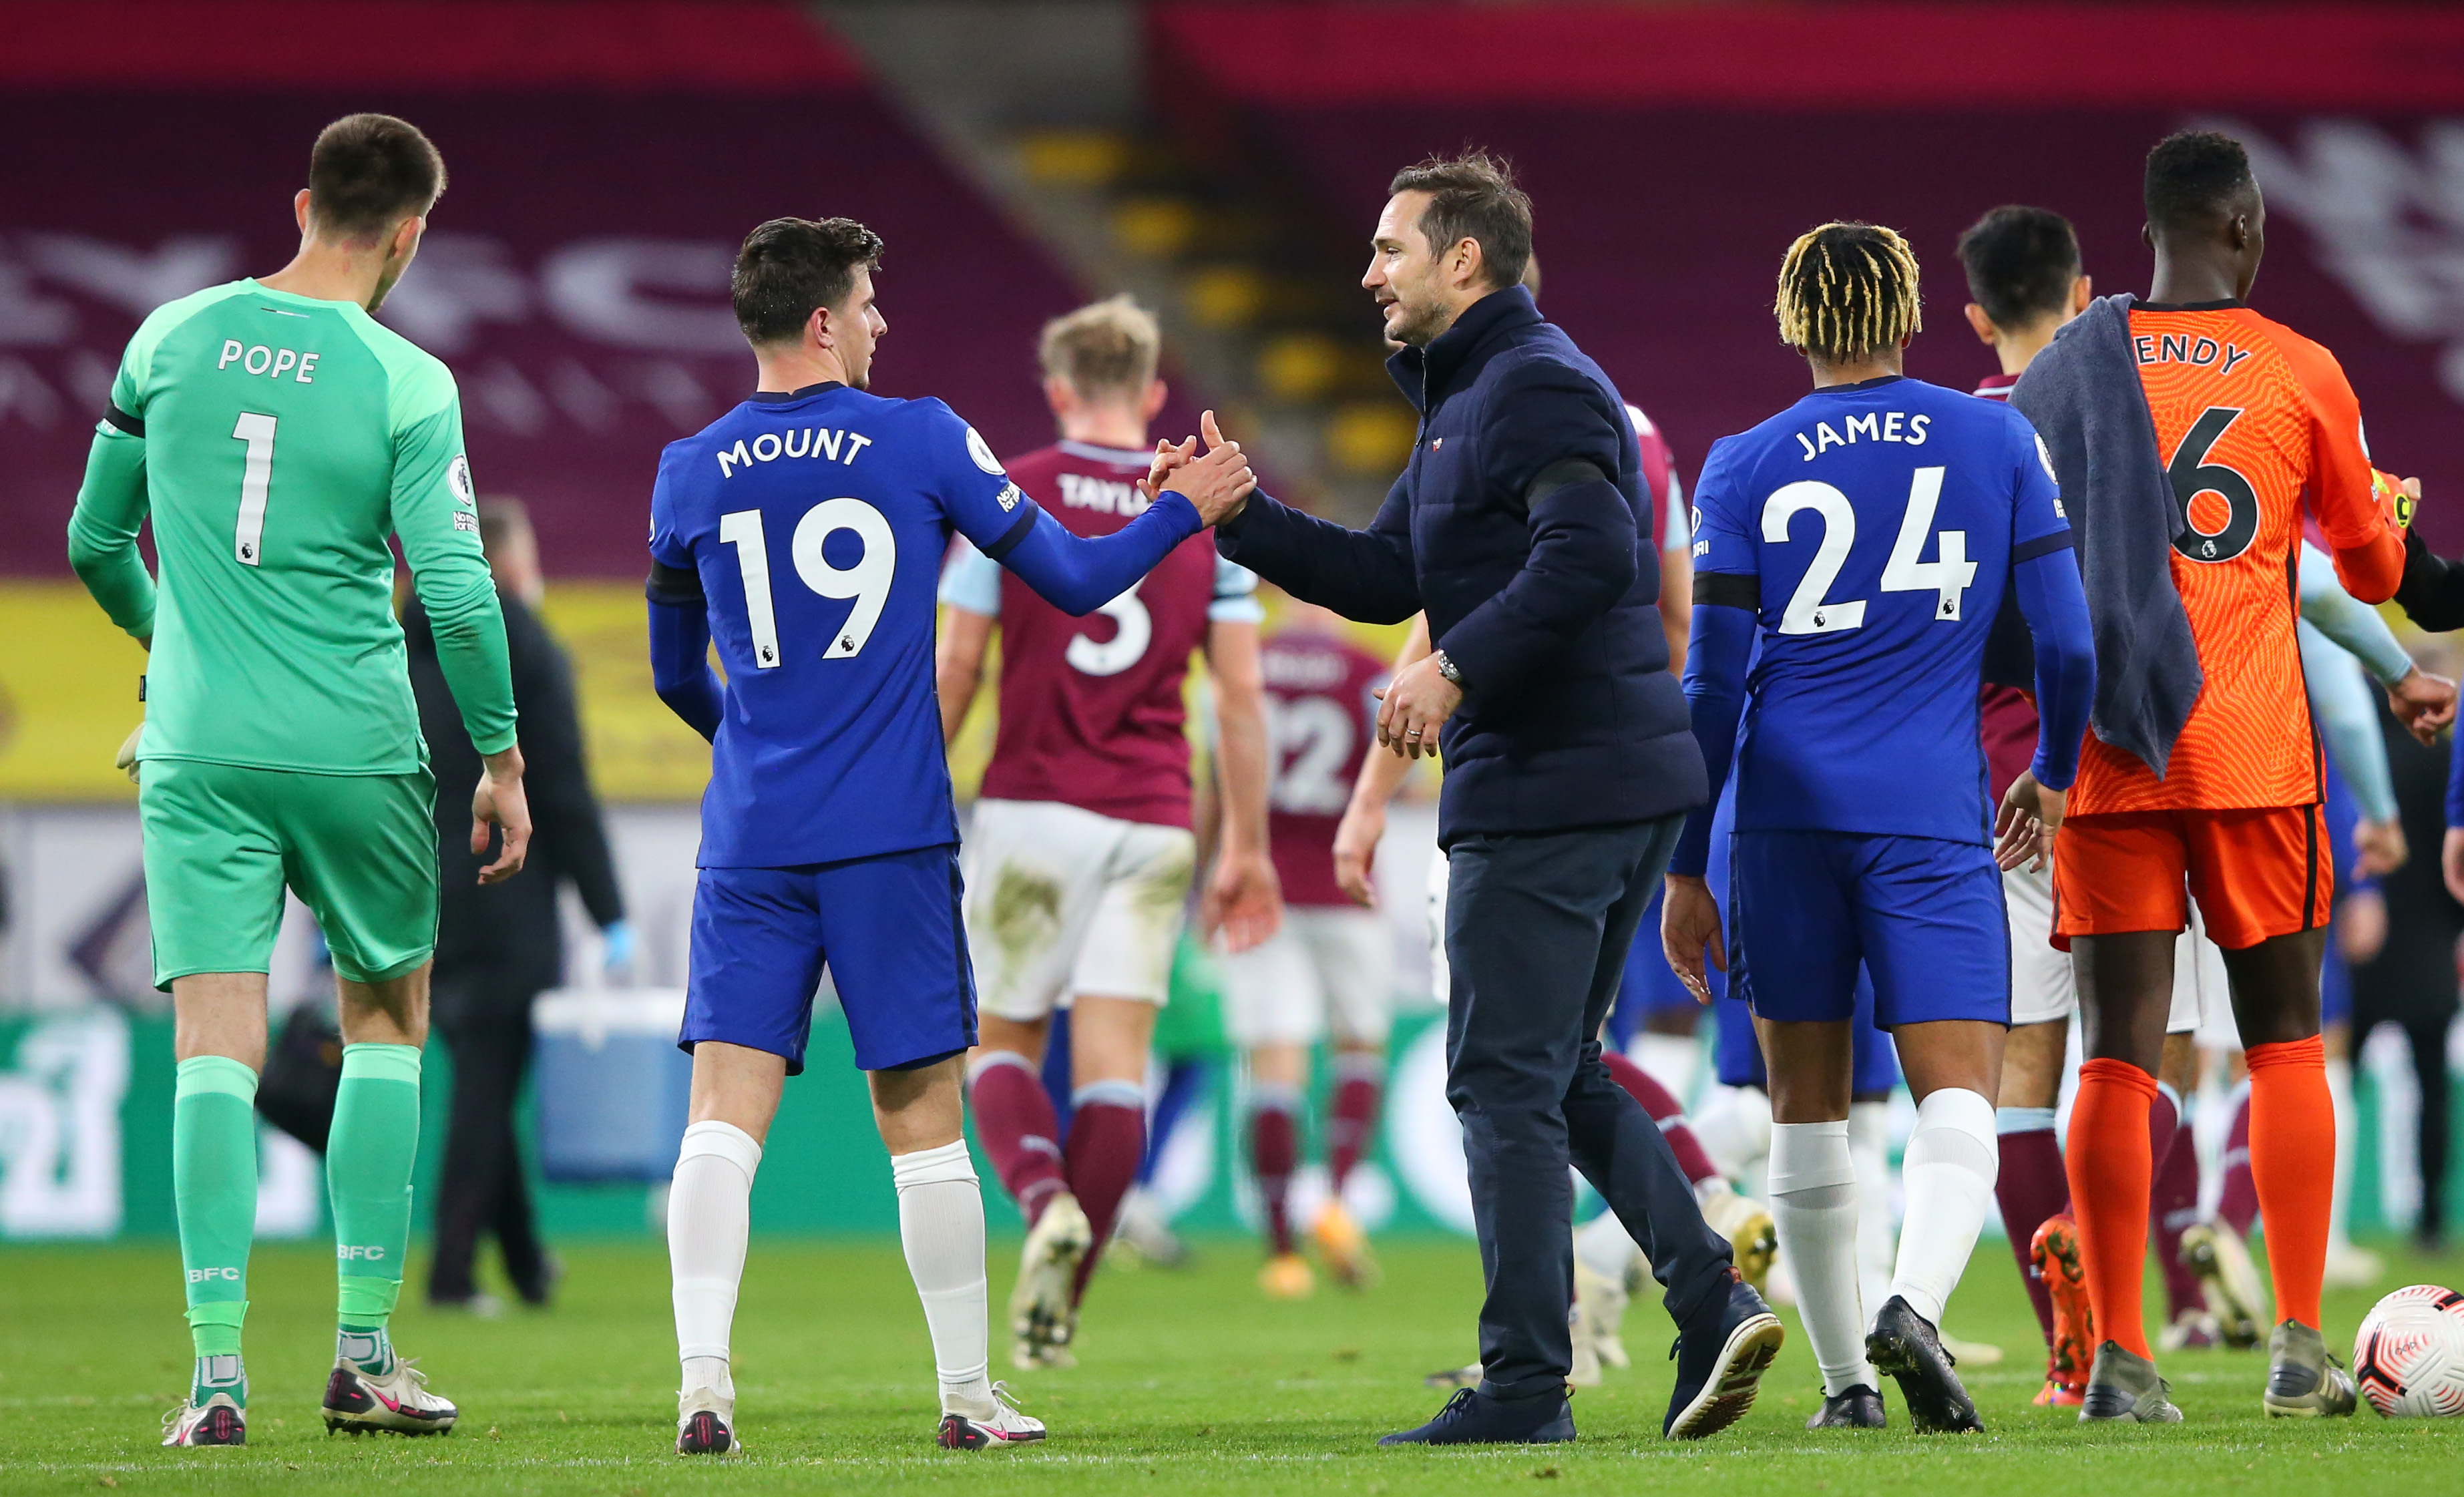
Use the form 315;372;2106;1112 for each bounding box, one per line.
174;1056;258;1407
329;1042;421;1372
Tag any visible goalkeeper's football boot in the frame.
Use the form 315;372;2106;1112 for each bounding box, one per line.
161;1392;246;1447
2030;1212;2092;1404
676;1387;737;1455
1311;1200;1380;1289
322;1354;458;1435
1009;1192;1091;1369
1700;1185;1778;1299
2262;1319;2358;1418
1867;1295;1984;1434
1806;1383;1886;1430
2179;1221;2265;1349
938;1381;1048;1449
2078;1341;2182;1423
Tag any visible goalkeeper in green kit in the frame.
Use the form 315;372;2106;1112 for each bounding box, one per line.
66;114;530;1448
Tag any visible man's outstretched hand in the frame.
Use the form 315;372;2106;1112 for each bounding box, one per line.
2387;664;2457;746
1995;770;2065;873
471;746;533;884
1661;874;1725;1005
1139;411;1255;527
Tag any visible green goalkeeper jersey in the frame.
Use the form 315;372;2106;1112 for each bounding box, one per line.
67;278;516;775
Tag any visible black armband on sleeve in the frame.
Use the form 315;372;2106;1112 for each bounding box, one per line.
105;403;144;437
644;559;705;607
1692;572;1760;610
2012;528;2075;564
1526;457;1611;503
982;507;1038;564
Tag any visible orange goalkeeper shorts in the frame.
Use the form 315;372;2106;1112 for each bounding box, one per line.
2051;805;2331;951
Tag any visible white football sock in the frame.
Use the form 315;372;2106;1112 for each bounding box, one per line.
891;1139;995;1418
1890;1088;1999;1327
1848;1100;1894;1325
1691;1085;1774;1183
670;1120;761;1398
1629;1032;1701;1102
1574;1207;1645;1287
2326;1054;2358;1253
1770;1119;1873;1397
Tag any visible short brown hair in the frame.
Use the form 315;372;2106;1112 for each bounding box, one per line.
1956;206;2081;331
731;216;885;347
308;114;445;241
1388;151;1532;291
1038;294;1161;400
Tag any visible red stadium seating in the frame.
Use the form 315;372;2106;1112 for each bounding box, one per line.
0;1;1096;575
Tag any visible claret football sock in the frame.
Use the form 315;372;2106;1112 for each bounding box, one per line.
1247;1084;1302;1257
890;1140;995;1418
1064;1080;1146;1305
1325;1055;1384;1195
2067;1059;2160;1360
670;1120;762;1398
2216;1080;2258;1236
1993;1106;2066;1344
2148;1092;2205;1319
175;1055;259;1407
966;1051;1068;1225
1602;1050;1721;1187
329;1043;421;1369
1890;1088;1999;1327
1770;1119;1874;1397
2246;1036;2332;1329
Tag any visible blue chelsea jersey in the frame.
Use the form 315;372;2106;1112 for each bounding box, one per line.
1689;375;2069;843
650;384;1033;868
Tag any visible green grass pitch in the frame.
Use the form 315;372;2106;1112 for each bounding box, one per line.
3;1235;2459;1493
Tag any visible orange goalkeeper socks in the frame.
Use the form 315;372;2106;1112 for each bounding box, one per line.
2246;1034;2332;1329
2066;1058;2159;1360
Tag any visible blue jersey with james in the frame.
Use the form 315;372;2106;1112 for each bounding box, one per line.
1673;375;2093;1029
646;381;1203;1072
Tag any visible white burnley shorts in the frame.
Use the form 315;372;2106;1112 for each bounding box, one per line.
2003;859;2224;1034
1220;906;1395;1048
961;799;1197;1022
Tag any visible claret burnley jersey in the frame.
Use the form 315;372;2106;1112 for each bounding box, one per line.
1689;375;2071;845
938;439;1261;829
1259;629;1389;907
650;383;1038;867
2069;302;2404;815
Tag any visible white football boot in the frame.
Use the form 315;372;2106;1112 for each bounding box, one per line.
321;1355;458;1435
161;1392;246;1447
676;1386;738;1455
938;1381;1048;1449
1010;1192;1091;1369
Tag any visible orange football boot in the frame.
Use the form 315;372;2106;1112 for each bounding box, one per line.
2030;1211;2093;1407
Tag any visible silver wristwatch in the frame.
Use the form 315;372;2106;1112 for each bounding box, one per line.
1433;650;1464;687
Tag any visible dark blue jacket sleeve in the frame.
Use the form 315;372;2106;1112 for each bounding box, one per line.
1436;361;1636;700
2013;544;2095;791
1670;601;1754;877
647;596;723;742
1214;478;1420;624
2449;716;2464;828
996;491;1203;616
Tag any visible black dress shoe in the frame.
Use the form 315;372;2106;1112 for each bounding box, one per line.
1378;1385;1576;1446
1806;1383;1887;1429
1665;1273;1786;1440
1866;1295;1983;1434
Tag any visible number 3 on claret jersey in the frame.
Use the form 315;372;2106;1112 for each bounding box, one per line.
718;499;896;668
1760;465;1976;634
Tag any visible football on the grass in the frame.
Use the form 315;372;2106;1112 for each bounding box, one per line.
2354;1284;2464;1417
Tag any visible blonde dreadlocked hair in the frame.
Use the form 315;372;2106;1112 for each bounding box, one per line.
1774;222;1922;364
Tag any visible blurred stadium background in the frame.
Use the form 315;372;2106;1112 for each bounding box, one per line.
1;0;2461;1254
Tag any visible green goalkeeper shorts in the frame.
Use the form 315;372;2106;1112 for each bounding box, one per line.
140;759;439;990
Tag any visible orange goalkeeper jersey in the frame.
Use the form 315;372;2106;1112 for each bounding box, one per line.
2070;302;2405;815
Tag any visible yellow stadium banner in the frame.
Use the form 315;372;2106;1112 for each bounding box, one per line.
0;582;1428;805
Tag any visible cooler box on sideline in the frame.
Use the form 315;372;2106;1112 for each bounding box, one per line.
532;988;690;1183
